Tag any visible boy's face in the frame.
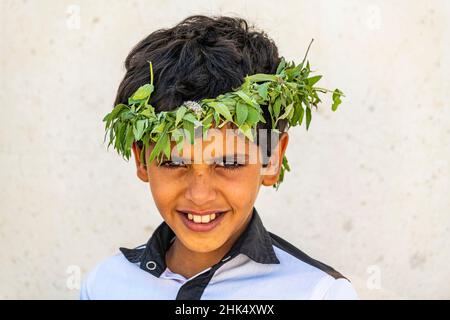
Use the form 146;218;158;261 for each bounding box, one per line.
131;124;289;254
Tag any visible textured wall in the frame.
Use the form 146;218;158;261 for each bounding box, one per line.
1;0;449;299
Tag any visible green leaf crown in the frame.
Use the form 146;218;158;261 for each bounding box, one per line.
103;41;344;190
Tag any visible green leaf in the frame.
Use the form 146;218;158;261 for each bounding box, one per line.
125;124;135;158
163;135;171;160
175;106;187;126
246;74;277;83
239;123;254;142
332;88;343;111
210;102;232;122
149;129;168;163
273;97;281;119
246;107;261;126
140;105;155;118
213;112;219;127
278;102;294;120
133;119;146;141
307;75;322;86
104;104;127;123
305;106;312;130
151;122;165;134
236;102;248;126
201;113;213;131
183;119;195;144
220;98;236;107
240;77;251;92
276;58;286;75
183;112;198;124
116;122;126;149
131;84;154;101
258;112;267;124
257;82;270;100
172;130;185;154
235;91;257;108
202;122;212;140
282;155;291;171
120;111;135;121
292;103;304;126
140;138;146;165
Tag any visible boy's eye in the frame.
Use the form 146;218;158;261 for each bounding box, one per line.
159;158;246;170
160;160;187;169
215;160;245;170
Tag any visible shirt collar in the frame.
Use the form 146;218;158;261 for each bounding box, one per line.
120;206;280;277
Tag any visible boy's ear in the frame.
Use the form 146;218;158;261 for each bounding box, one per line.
132;142;149;182
261;132;289;187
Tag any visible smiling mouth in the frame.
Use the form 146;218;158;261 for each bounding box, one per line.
177;210;227;224
176;210;229;232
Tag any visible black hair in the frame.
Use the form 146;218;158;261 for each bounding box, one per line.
114;15;287;163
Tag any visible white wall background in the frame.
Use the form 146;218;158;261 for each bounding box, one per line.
1;0;449;299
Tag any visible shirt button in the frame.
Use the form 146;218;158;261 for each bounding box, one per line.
221;256;232;262
146;261;157;270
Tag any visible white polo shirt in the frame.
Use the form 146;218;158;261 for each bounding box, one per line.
80;207;358;300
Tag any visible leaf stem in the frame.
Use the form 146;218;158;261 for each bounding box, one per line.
301;39;314;66
149;61;154;86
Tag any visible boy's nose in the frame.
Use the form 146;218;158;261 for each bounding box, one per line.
184;168;217;206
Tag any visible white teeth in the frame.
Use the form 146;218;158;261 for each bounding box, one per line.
186;213;219;224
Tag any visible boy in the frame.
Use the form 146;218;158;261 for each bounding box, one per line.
81;15;357;300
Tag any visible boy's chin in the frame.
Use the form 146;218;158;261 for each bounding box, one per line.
178;232;230;254
186;244;224;254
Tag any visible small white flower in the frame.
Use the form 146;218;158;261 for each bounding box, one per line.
183;100;203;117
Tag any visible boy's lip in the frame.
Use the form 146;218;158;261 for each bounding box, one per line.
178;210;228;232
176;209;229;216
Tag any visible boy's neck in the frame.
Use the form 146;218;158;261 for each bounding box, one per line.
165;214;252;279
